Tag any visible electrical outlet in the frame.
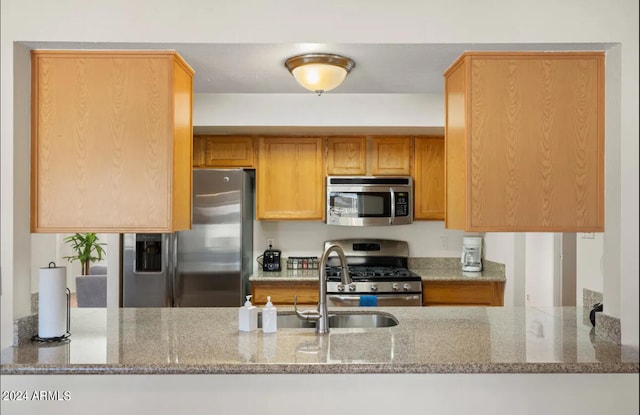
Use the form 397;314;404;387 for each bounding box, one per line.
439;236;448;249
581;233;595;239
266;238;275;248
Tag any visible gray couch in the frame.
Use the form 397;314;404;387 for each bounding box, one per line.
75;265;107;307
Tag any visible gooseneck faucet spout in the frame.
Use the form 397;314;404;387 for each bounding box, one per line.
295;243;351;334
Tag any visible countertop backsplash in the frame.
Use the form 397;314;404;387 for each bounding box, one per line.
408;257;504;273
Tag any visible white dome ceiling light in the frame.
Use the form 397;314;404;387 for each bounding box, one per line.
284;53;356;95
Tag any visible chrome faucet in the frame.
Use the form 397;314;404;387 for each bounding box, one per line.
295;243;351;334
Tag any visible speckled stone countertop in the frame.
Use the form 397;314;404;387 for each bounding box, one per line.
2;306;637;375
250;258;506;283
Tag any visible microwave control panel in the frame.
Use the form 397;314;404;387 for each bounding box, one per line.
395;192;409;217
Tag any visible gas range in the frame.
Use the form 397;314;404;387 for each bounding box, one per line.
323;239;423;306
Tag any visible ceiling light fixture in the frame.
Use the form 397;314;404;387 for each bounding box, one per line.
284;53;356;95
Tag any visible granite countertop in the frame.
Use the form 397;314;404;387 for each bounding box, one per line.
250;258;506;283
2;306;637;375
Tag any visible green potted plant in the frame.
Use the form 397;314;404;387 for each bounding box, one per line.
63;233;106;275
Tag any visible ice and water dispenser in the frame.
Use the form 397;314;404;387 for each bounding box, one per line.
135;233;163;272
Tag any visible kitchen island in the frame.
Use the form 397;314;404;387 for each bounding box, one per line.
2;306;636;374
1;307;638;415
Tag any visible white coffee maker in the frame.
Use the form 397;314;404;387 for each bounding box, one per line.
461;236;483;272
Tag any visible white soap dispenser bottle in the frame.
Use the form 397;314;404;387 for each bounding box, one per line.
262;296;278;333
239;295;258;332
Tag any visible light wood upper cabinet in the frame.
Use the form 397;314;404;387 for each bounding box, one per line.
257;137;324;220
326;136;366;175
325;136;412;176
31;50;194;233
194;135;255;168
413;136;445;220
444;51;605;232
368;136;413;175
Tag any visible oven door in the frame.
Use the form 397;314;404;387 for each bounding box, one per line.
327;294;422;307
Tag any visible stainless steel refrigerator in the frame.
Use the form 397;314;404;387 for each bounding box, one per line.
122;169;254;307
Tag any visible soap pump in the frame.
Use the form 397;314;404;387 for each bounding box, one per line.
239;295;257;332
262;296;278;333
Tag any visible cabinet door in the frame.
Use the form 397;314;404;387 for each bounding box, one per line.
414;136;445;220
422;281;505;306
257;137;324;220
251;282;319;305
444;52;604;231
203;135;255;167
193;135;205;167
31;50;193;232
326;136;366;175
368;136;412;175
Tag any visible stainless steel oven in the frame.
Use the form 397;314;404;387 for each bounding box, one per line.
326;176;413;226
324;239;423;306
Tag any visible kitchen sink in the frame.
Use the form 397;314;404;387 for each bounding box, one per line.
328;313;398;328
257;311;398;329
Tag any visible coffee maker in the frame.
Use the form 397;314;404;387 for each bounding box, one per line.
461;236;483;272
262;246;282;272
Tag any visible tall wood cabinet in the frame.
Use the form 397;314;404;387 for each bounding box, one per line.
257;137;324;220
413;136;445;220
444;52;605;231
31;50;194;232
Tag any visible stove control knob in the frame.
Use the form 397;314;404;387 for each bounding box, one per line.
370;284;378;292
403;283;411;291
392;283;399;291
348;283;357;291
337;283;345;292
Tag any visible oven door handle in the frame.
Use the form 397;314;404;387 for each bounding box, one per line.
327;294;364;307
330;295;362;302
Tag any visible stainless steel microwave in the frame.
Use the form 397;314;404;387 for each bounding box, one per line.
326;176;413;226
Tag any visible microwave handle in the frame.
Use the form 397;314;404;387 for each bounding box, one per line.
389;188;395;224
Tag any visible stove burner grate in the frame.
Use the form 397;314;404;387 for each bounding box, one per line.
325;266;421;282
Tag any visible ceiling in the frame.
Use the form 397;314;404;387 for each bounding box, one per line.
23;42;609;95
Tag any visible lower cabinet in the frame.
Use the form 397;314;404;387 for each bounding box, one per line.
251;281;319;305
253;280;505;307
422;281;505;306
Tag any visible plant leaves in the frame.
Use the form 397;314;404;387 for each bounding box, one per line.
63;233;107;274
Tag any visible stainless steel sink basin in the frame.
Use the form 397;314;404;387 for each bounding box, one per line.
257;311;398;329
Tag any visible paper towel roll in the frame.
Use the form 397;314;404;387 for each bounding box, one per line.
38;264;68;338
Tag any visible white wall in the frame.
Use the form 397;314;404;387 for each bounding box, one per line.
252;220;465;274
484;233;525;307
1;0;637;349
524;234;555;306
576;233;604;306
194;93;445;128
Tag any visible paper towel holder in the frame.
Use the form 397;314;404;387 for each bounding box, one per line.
32;262;71;343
